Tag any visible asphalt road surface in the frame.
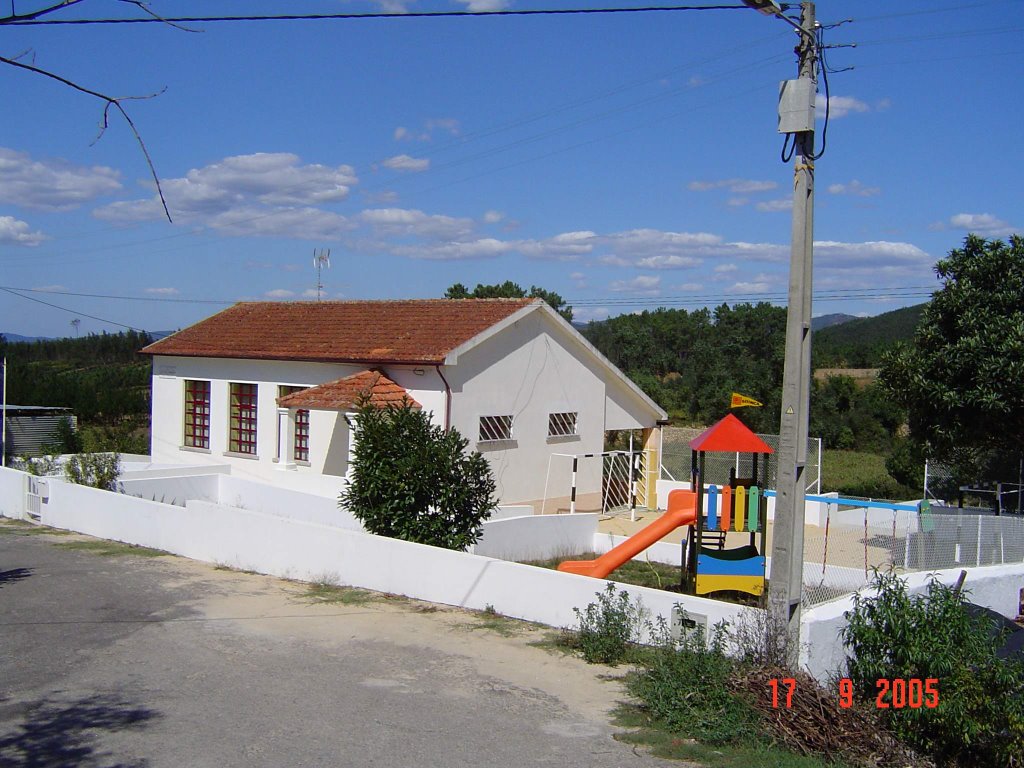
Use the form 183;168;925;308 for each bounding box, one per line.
0;522;681;768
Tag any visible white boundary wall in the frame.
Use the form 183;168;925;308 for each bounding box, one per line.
6;464;1023;683
0;467;748;646
473;513;598;561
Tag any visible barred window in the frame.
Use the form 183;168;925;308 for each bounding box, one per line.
229;382;258;455
184;380;210;449
478;414;513;442
278;385;309;462
294;408;310;462
548;411;578;438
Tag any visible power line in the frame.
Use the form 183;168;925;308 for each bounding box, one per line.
0;286;147;332
6;5;750;26
0;285;232;305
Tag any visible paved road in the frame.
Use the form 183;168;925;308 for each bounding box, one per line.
0;522;677;768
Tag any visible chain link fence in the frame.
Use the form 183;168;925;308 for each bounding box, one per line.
801;507;1024;606
661;427;821;494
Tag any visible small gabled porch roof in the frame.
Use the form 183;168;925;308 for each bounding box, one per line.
276;370;422;412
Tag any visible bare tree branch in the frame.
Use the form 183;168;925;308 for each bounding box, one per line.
0;0;85;24
117;0;201;33
0;53;173;222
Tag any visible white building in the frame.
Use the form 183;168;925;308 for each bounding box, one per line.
143;298;667;504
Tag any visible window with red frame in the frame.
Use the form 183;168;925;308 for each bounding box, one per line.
278;385;309;463
184;380;211;449
229;382;258;454
294;408;310;462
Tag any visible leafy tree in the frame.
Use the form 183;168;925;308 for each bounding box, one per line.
445;281;573;323
339;399;496;551
45;416;84;454
843;570;1024;766
880;235;1024;480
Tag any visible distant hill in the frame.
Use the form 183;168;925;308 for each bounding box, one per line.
811;313;858;331
1;332;51;343
814;303;927;367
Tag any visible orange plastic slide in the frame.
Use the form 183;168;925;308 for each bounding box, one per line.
557;489;697;578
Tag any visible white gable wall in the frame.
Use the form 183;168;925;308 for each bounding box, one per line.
446;309;660;505
150;355;445;497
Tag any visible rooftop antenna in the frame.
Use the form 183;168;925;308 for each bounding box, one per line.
313;248;331;302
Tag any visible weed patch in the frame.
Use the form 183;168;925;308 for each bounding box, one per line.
301;582;380;605
54;539;168;558
0;520;71;536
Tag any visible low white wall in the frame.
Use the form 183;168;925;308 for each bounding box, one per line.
800;563;1024;681
473;513;599;561
491;505;535;521
218;475;362;531
17;470;749;642
120;475;221;506
0;466;27;519
120;463;232;481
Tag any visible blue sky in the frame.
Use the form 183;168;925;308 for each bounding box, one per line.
0;0;1021;337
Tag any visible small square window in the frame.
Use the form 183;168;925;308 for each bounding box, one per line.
479;415;513;442
548;411;578;438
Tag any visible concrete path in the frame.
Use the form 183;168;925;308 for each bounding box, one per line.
0;521;683;768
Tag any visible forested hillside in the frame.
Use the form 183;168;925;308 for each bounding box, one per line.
0;331;152;452
813;304;925;367
582;303;787;433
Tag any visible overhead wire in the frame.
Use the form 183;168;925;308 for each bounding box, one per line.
5;5;752;26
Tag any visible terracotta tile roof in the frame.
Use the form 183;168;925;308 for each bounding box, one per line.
141;299;538;364
276;370;421;411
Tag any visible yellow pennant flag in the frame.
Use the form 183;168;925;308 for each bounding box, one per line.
730;393;763;408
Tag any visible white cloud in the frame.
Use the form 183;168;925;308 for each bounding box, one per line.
392;238;511;260
302;288;321;298
714;263;738;273
382;154;430;172
636;255;700;270
93;153;358;239
453;0;508;10
393;126;409;141
573;306;610;323
949;212;1017;237
0;215;46;246
609;275;661;295
730;273;776;293
677;282;702;291
483;210;504;223
0;147;122;210
688;178;777;194
360;208;474;240
756;198;792;212
145;287;179;295
265;289;295;298
828;180;880;197
818;95;870;119
210;207;353;240
426;117;461;135
727;197;749;207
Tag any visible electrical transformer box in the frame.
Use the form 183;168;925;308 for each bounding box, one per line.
778;77;816;134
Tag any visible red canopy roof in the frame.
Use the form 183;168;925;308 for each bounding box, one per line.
688;413;774;454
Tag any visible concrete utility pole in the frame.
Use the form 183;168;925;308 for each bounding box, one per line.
768;1;817;666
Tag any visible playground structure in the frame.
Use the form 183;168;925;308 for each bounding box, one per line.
683;414;771;603
558;414;772;605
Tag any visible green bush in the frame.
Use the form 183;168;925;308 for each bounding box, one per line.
842;570;1024;766
64;452;121;491
339;399;496;551
627;619;759;745
571;583;649;665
